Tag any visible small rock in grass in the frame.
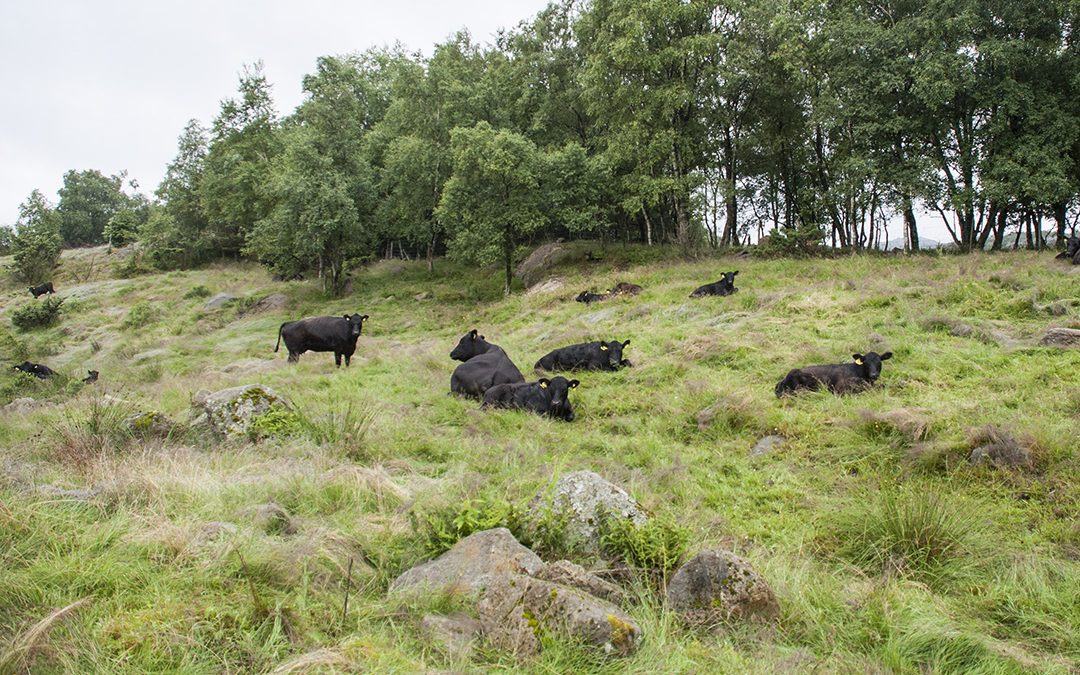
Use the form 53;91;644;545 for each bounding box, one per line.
666;550;779;625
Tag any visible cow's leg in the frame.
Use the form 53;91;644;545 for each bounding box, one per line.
344;353;351;367
287;351;299;363
335;353;342;368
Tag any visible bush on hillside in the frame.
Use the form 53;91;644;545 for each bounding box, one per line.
11;297;64;331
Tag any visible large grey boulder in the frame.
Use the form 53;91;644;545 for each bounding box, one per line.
533;471;648;552
204;292;237;309
389;528;543;597
515;243;574;288
190;384;292;440
666;550;779;625
534;560;627;606
479;572;641;658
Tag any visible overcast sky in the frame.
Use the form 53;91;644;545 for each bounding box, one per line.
0;0;549;226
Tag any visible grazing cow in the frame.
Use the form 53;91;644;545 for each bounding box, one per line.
775;351;893;397
1056;236;1080;264
690;271;739;298
28;282;55;298
275;314;369;367
450;329;525;398
13;361;56;379
82;370;99;384
482;376;580;421
535;339;631;372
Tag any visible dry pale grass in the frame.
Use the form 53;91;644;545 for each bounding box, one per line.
967;425;1038;470
268;647;354;674
855;408;933;444
0;597;92;673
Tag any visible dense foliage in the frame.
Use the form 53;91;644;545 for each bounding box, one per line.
13;0;1080;290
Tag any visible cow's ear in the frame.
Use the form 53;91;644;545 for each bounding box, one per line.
569;379;579;388
539;378;549;389
622;339;631;347
469;329;478;339
881;351;893;360
343;314;350;320
733;270;739;275
853;353;864;365
600;344;609;351
361;314;369;320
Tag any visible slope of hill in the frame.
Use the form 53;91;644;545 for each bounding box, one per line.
1;245;1078;672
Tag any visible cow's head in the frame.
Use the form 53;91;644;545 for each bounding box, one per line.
13;361;33;374
852;351;892;381
450;329;488;361
540;376;579;421
344;313;368;339
600;339;631;369
575;291;591;303
722;271;739;287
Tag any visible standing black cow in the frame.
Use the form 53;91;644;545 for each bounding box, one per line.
1056;236;1080;264
275;314;369;367
13;361;56;379
28;282;55;298
482;376;580;421
775;351;893;397
690;271;738;298
535;340;631;372
450;329;525;398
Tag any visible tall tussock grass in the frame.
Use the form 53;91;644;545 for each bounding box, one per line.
47;397;133;470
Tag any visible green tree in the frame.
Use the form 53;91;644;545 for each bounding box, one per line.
437;122;545;295
149;119;211;268
56;169;129;247
199;62;279;257
11;190;62;283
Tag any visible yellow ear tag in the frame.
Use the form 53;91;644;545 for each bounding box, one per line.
539;381;548;389
600;344;608;351
854;358;864;365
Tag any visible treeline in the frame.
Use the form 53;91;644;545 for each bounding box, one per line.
8;0;1080;293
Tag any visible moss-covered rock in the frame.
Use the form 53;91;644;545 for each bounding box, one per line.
190;384;292;440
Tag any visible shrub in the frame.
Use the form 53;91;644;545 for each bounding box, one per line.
10;297;64;331
183;285;212;299
295;402;376;461
412;498;517;557
599;514;689;576
249;407;305;441
121;301;158;330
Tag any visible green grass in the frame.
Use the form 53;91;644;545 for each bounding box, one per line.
0;244;1078;672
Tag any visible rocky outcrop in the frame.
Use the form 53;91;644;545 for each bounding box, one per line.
515;243;575;288
190;384;292;440
534;560;627;605
532;471;648;552
478;572;641;657
1040;327;1080;348
666;550;779;625
390;528;543;597
204;292;236;309
123;410;176;437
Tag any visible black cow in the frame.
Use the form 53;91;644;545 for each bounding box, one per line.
275;314;369;367
28;282;55;298
575;290;609;304
1056;236;1080;264
482;376;580;421
535;339;631;372
690;271;738;298
82;370;99;384
450;329;525;398
13;361;56;379
775;351;893;397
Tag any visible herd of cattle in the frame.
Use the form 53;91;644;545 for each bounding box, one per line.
8;244;1076;422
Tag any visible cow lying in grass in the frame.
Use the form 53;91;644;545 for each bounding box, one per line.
1056;236;1080;264
575;281;643;304
13;361;56;379
535;340;631;372
690;271;738;298
482;376;579;421
775;351;893;397
450;329;525;398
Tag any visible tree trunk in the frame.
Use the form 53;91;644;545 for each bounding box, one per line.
642;206;653;246
721;126;738;247
426;235;434;274
1053;202;1067;248
903;196;919;252
503;228;513;296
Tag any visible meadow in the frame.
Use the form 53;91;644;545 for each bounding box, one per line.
0;244;1078;673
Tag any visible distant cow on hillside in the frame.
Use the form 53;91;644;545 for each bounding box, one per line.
82;370;99;384
690;271;738;298
13;361;56;379
535;340;631;372
775;351;893;397
482;376;579;421
28;282;55;298
275;313;369;367
574;281;643;304
449;329;525;398
1056;236;1080;264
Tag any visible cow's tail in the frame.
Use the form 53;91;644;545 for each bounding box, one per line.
275;322;288;352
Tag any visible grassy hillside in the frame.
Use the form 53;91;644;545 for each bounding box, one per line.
1;244;1078;673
